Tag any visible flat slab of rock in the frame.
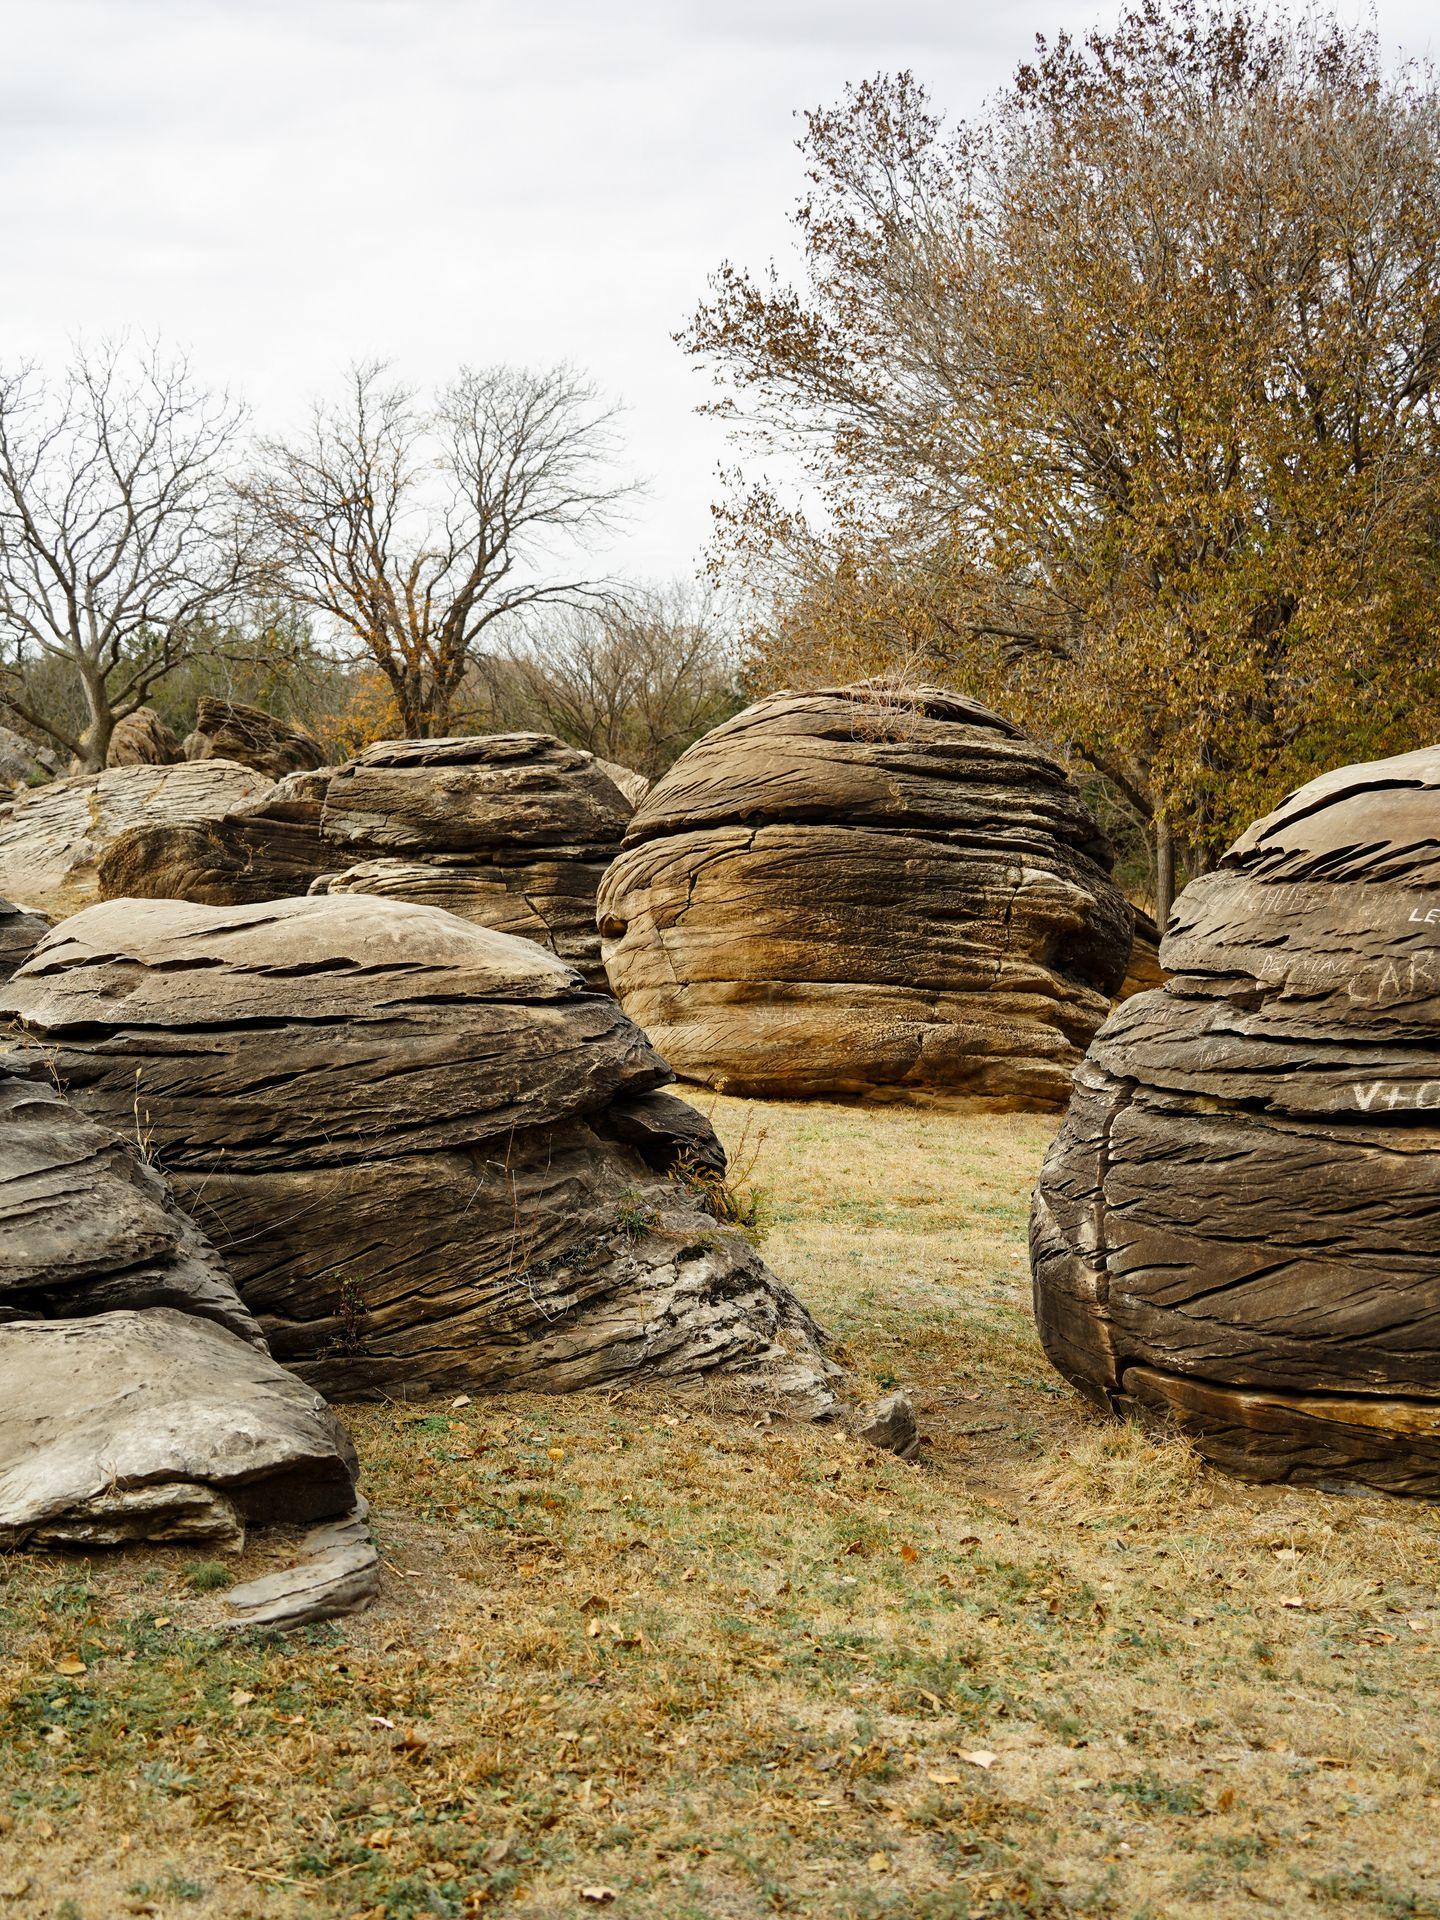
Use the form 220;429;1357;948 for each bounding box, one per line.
1032;746;1440;1497
2;894;836;1411
224;1508;379;1629
0;1308;358;1547
0;1047;361;1552
0;760;272;917
598;687;1133;1105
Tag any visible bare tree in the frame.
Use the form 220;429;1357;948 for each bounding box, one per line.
0;341;249;770
472;583;740;777
241;361;634;740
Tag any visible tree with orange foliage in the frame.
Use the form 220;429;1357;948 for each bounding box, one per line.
685;4;1440;918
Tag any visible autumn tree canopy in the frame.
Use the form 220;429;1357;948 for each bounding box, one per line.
685;2;1440;913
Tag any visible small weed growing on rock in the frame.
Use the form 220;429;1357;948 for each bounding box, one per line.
614;1191;661;1241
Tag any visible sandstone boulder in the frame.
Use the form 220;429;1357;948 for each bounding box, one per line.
1031;745;1440;1496
97;770;335;906
597;687;1133;1106
106;707;182;767
0;897;46;981
99;734;634;986
595;758;652;808
0;1052;358;1548
0;894;834;1409
0;725;59;790
186;697;326;778
0;760;272;917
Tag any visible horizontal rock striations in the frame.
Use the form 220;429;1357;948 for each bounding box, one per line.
597;686;1133;1106
99;733;635;986
0;760;272;918
1031;744;1440;1496
0;1053;358;1549
0;894;834;1410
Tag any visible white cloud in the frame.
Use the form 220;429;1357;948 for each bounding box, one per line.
0;0;1435;582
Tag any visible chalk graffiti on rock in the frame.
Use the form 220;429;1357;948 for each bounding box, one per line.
1353;1081;1440;1111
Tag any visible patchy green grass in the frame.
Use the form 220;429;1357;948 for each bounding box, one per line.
1;1095;1438;1918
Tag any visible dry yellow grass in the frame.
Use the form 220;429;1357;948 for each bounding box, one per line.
1;1094;1439;1919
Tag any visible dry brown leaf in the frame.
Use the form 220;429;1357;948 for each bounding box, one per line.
53;1656;86;1677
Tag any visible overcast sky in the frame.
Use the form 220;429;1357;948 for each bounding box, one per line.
1;0;1436;585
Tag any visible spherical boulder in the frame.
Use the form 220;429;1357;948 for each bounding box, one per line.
1031;745;1440;1496
1;894;834;1410
597;686;1133;1106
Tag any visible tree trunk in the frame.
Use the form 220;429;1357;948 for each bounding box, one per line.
1155;817;1175;928
75;671;114;773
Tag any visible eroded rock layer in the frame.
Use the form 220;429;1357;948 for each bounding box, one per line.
0;760;272;917
1031;745;1440;1496
98;734;634;986
0;1053;357;1548
597;687;1133;1105
185;697;326;778
0;895;833;1409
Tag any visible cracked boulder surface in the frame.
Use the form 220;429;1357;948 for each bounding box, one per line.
0;1051;358;1549
99;733;635;988
184;697;327;778
0;897;46;981
597;686;1133;1107
0;893;836;1411
1031;744;1440;1497
0;760;273;919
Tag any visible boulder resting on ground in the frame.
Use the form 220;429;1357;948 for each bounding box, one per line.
0;894;835;1410
0;1052;359;1549
1031;745;1440;1497
598;686;1133;1106
106;707;182;767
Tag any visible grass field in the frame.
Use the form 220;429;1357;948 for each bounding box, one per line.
2;1095;1439;1919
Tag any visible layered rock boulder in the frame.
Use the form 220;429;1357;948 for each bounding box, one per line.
98;734;635;986
313;735;633;985
97;770;334;907
0;1052;358;1548
0;894;834;1409
597;687;1133;1106
185;697;326;778
1031;745;1440;1497
0;760;272;917
106;707;182;767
